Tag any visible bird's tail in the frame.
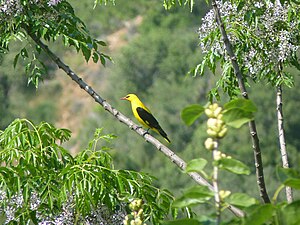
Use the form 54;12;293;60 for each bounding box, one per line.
157;127;171;143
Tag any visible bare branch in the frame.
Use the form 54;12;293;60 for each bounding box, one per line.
24;26;245;217
211;0;270;203
276;84;293;203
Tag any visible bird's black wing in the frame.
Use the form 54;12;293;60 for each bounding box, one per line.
136;107;159;128
136;107;170;142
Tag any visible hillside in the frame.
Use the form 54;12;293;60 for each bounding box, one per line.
51;15;143;153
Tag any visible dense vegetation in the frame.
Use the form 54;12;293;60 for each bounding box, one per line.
1;0;300;224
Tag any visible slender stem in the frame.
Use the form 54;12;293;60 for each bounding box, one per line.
275;0;293;202
276;84;293;203
211;0;270;203
272;184;285;203
24;26;245;217
212;142;221;225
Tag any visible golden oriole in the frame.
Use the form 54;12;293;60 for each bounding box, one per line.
121;94;171;143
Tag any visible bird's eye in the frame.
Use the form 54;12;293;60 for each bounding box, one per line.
126;95;130;98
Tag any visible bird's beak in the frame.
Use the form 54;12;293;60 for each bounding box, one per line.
120;96;127;100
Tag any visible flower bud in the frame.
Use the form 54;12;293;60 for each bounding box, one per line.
219;190;231;199
204;138;215;150
214;150;222;160
205;108;214;117
211;103;219;110
136;199;142;208
217;127;227;138
137;209;143;216
123;216;129;225
217;113;223;120
207;118;218;129
207;128;218;137
213;106;223;117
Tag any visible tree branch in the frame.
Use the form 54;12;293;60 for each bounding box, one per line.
276;84;293;203
211;0;270;203
24;27;245;217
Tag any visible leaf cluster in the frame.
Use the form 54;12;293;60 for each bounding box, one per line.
163;0;194;11
0;119;174;224
182;99;256;129
0;0;109;88
170;99;300;224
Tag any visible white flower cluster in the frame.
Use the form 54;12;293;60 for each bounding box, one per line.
0;190;25;224
198;1;238;55
47;0;62;6
0;0;62;17
0;190;126;225
0;0;22;16
198;0;299;76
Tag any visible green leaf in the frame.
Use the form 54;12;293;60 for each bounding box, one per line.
237;1;245;12
97;40;107;46
223;99;257;128
226;193;257;208
244;204;275;225
100;55;106;66
172;196;205;208
276;167;300;183
163;218;202;225
181;104;204;126
81;45;91;62
281;200;300;225
172;186;214;208
188;63;201;77
185;158;207;173
284;178;300;189
215;158;250;175
276;167;300;188
224;98;257;112
92;52;99;63
13;53;20;68
223;109;253;128
29;210;38;225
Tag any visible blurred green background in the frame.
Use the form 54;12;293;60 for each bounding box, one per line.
1;0;300;205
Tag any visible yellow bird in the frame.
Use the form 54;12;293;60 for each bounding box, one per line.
121;94;171;143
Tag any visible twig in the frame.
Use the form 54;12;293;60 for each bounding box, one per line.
24;26;245;217
276;84;293;203
211;0;270;203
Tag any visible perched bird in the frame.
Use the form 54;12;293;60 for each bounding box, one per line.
121;94;171;143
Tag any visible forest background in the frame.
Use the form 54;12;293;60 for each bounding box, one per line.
1;0;300;224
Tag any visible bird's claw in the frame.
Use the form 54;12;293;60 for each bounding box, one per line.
143;128;150;137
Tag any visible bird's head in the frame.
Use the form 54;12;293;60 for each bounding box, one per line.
120;93;137;102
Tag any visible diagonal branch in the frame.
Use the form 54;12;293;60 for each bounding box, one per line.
211;0;270;203
24;26;245;217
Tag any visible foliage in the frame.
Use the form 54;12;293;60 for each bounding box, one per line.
1;0;300;225
0;0;109;88
0;119;174;224
93;0;115;8
163;0;194;12
196;0;300;99
168;101;300;224
182;99;256;129
181;105;205;126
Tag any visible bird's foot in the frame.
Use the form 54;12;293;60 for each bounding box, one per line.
142;128;150;137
